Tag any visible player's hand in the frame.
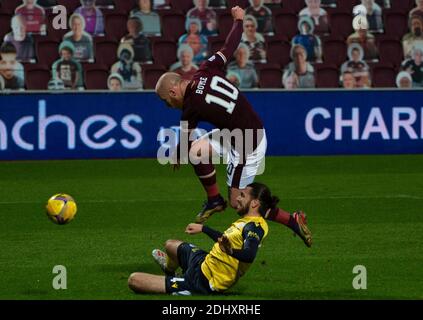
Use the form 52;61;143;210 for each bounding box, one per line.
185;223;203;235
218;235;233;255
231;6;245;21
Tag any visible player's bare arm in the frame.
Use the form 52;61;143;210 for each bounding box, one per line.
185;223;203;234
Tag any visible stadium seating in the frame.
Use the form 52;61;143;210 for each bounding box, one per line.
0;13;11;41
170;0;194;13
329;12;353;39
377;36;404;68
336;1;360;12
265;35;291;67
383;11;409;39
0;0;21;14
281;0;304;14
256;63;283;89
94;39;118;67
57;0;81;12
322;37;347;67
371;63;397;88
273;12;298;40
315;64;340;88
0;0;415;90
104;13;128;41
159;11;186;41
25;67;51;90
142;64;167;89
390;0;415;13
85;68;109;90
35;39;60;68
151;38;178;67
114;0;136;14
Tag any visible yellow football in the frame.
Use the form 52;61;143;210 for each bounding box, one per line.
46;194;77;225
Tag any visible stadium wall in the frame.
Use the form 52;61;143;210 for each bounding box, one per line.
0;90;422;160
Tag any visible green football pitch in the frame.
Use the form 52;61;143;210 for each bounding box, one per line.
0;155;422;300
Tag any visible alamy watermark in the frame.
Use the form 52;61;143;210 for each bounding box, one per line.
352;265;367;290
52;265;67;290
157;121;266;174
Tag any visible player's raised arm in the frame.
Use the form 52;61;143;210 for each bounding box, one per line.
216;6;245;65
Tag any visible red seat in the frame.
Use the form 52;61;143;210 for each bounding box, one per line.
315;64;340;88
142;64;167;89
151;38;177;67
170;0;194;13
57;0;81;12
160;11;186;41
265;35;291;66
85;68;109;89
274;12;298;40
25;68;51;90
390;0;414;13
377;37;403;68
217;11;234;36
257;63;283;88
104;13;128;41
36;39;60;68
329;12;353;39
336;1;360;12
371;63;396;88
281;0;305;14
384;11;408;39
114;0;136;14
0;0;21;14
323;38;347;67
0;14;11;40
94;40;118;67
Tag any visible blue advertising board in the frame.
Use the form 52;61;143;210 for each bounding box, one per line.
0;90;422;160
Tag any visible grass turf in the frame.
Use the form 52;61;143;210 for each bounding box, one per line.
0;155;422;300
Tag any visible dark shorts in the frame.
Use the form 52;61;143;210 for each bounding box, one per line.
165;243;214;295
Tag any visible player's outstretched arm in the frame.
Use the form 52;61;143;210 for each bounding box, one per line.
186;223;223;242
217;6;245;65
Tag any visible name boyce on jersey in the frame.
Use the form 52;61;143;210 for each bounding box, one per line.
196;77;208;95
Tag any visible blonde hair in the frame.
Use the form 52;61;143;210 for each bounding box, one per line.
69;13;86;30
290;44;307;60
244;15;258;29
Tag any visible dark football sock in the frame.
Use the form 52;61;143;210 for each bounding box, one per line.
266;208;296;230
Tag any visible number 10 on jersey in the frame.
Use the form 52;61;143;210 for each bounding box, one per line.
205;76;239;115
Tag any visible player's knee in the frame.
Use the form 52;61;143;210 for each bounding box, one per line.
128;273;141;292
164;239;177;252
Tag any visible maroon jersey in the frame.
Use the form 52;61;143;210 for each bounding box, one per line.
182;52;264;133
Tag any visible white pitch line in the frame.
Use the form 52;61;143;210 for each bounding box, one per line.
0;194;422;205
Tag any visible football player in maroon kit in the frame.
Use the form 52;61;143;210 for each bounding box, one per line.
155;6;312;247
